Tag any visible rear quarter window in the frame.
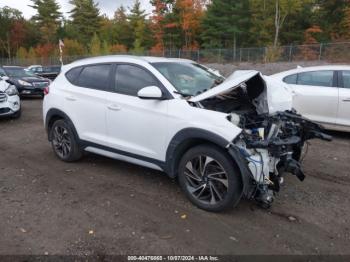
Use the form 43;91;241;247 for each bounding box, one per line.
65;67;82;85
283;74;297;84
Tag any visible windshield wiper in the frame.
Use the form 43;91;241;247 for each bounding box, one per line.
173;90;193;97
210;78;224;89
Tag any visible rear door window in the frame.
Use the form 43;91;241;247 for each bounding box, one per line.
77;64;111;91
297;71;334;87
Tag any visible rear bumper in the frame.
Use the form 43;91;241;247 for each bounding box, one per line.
18;87;44;96
0;95;20;116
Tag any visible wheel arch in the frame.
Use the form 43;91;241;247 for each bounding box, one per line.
165;128;255;198
45;108;79;142
166;128;233;176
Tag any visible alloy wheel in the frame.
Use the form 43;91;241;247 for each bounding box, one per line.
52;125;71;159
184;155;228;205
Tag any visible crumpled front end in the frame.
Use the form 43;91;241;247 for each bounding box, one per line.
191;70;331;208
230;110;331;207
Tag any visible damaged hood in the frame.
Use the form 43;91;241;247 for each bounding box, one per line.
189;70;293;114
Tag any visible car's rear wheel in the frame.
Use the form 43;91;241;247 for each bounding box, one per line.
50;119;82;162
178;145;242;212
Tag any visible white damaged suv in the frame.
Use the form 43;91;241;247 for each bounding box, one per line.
0;76;21;118
43;56;331;212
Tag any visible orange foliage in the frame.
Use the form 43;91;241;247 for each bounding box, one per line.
177;0;204;50
34;43;56;58
304;26;322;44
150;0;167;52
10;20;26;50
299;26;322;60
110;44;128;53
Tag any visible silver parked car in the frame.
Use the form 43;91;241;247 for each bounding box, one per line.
271;65;350;132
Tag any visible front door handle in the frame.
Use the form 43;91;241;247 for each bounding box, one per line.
107;104;121;111
342;98;350;102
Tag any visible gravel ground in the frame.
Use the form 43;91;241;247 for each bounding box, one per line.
0;88;350;255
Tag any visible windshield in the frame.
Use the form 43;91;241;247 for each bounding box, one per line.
4;67;36;78
43;66;61;73
152;62;223;96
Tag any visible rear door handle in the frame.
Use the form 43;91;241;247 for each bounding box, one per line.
65;96;76;101
342;98;350;102
107;104;121;111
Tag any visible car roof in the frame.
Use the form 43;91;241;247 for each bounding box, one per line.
67;55;195;68
3;66;24;69
272;64;350;78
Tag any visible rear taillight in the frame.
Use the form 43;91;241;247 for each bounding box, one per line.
44;86;49;95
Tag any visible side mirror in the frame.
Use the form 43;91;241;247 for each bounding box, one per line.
137;86;163;100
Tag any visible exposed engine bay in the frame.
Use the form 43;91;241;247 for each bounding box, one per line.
191;72;332;208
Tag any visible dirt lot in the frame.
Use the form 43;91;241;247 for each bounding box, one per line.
0;98;350;256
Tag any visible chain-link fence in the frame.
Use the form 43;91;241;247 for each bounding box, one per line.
1;42;350;67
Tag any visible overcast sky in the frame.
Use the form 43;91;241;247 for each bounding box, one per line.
0;0;153;19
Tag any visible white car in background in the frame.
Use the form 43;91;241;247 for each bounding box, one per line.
271;65;350;131
0;76;21;118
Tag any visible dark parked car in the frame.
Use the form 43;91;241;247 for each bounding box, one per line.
0;66;50;97
28;65;61;80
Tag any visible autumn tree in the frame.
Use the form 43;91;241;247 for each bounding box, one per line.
0;7;23;58
17;47;28;59
90;33;101;55
337;6;350;40
177;0;203;50
30;0;62;43
62;38;85;56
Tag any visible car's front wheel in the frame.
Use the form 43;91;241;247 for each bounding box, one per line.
50;119;82;162
178;145;242;212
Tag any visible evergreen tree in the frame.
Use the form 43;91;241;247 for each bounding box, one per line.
69;0;101;46
315;0;349;41
128;0;147;52
201;0;251;48
113;6;133;48
30;0;62;43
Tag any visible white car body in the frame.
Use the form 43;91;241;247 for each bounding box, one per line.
271;65;350;132
0;78;21;117
43;56;330;211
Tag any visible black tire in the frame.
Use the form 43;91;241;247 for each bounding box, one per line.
12;108;21;119
50;119;82;162
178;144;242;212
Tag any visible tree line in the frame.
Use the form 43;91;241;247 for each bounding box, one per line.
0;0;349;60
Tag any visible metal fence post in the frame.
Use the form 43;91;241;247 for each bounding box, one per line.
197;49;200;62
289;45;293;62
319;43;323;61
178;49;181;58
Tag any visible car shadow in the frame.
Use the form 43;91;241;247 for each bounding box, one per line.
326;130;350;140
